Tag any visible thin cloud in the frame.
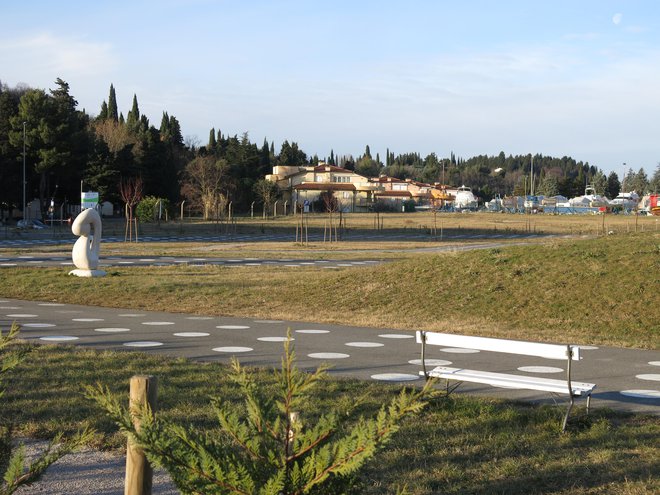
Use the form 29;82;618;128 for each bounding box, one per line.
612;13;623;25
0;33;118;80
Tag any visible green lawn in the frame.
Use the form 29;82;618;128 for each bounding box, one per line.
1;232;658;348
3;343;659;494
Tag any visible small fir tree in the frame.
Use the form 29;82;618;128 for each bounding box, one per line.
88;334;435;495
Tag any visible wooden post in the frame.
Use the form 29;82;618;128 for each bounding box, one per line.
125;375;157;495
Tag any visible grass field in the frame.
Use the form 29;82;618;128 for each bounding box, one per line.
1;214;658;493
1;231;657;348
3;343;658;495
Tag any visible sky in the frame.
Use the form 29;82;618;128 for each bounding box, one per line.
2;0;659;176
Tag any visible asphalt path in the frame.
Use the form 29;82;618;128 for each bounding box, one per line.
2;298;658;416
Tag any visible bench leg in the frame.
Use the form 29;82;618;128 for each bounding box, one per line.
586;395;591;415
562;395;575;433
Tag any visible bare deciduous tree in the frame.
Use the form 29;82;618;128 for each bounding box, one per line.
119;177;143;241
180;156;229;220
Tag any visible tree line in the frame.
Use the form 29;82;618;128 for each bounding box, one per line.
1;78;659;220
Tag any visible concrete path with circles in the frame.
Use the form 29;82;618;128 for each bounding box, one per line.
0;253;383;270
2;298;658;416
0;229;551;249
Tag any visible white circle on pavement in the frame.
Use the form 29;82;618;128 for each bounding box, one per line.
140;259;156;262
142;321;175;326
40;336;79;342
620;390;660;399
408;359;453;366
371;373;419;382
186;316;213;320
0;306;21;310
95;328;131;333
217;325;250;330
254;320;284;324
213;346;253;353
174;332;210;337
6;314;38;318
518;366;564;374
345;342;384;348
378;333;414;339
73;318;104;322
0;264;17;267
635;374;660;382
295;329;330;334
308;352;350;359
119;314;146;317
258;337;291;342
648;361;660;367
22;323;57;328
123;341;164;348
440;348;480;354
38;303;65;307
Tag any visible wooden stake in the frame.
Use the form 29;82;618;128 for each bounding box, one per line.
125;375;157;495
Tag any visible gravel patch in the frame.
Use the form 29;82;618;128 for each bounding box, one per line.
13;439;178;494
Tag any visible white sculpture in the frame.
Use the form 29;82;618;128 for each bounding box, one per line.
69;208;106;277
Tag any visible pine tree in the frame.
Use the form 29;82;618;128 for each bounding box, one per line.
606;172;621;199
650;164;660;193
88;334;435;495
107;84;118;123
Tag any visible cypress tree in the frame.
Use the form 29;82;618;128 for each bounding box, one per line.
159;112;170;137
126;94;140;132
208;128;217;149
99;100;108;120
107;84;118;122
168;115;183;146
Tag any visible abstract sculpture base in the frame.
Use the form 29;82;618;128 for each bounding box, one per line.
68;269;107;278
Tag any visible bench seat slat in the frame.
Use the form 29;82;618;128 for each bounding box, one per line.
425;366;596;396
416;331;580;360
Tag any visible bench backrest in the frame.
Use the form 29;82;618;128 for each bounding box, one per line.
416;331;581;361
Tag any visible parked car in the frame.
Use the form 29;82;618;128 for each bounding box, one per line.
17;219;49;229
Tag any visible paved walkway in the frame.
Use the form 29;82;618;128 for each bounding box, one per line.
2;298;658;415
0;229;550;249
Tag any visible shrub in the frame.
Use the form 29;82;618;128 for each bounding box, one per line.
88;334;436;494
136;196;170;223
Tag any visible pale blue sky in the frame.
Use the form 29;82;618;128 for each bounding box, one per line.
2;1;659;175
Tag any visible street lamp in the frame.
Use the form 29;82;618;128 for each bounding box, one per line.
22;122;27;221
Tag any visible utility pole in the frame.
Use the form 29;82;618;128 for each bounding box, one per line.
22;122;26;220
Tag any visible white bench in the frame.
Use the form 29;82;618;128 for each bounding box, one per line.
417;331;596;432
